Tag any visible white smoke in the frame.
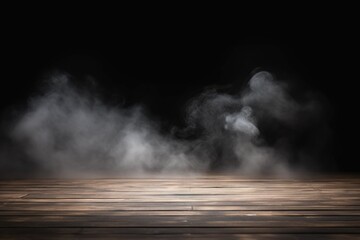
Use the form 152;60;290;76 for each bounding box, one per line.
225;106;259;137
0;71;329;177
8;75;200;176
183;71;328;174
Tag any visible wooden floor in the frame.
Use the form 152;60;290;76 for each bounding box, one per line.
0;176;360;239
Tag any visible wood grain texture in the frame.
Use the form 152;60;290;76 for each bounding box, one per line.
0;176;360;239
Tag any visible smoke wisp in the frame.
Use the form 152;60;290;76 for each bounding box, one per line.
0;71;330;177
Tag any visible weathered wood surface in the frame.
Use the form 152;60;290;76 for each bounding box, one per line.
0;176;360;239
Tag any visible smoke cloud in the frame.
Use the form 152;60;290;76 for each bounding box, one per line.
0;71;330;177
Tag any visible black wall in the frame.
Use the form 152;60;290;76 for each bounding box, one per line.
1;10;359;172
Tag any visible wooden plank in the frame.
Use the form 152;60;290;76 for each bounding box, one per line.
1;176;360;239
1;210;360;216
2;227;360;234
1;215;360;228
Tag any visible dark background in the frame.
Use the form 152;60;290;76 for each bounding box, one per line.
1;8;359;172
